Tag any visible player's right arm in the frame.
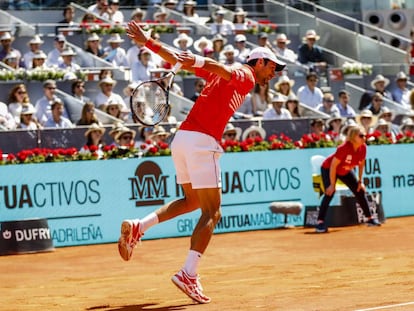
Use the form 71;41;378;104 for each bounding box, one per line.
177;52;232;80
127;21;179;67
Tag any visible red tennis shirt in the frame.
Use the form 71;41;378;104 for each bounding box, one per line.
180;65;256;141
321;141;366;176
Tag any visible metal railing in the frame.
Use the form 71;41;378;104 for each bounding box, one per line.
265;0;408;75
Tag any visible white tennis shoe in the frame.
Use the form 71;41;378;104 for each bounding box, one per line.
118;219;143;261
171;269;211;304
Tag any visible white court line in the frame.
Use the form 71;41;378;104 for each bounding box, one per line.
354;301;414;311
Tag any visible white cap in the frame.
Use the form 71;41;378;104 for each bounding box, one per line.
246;47;286;71
234;34;247;42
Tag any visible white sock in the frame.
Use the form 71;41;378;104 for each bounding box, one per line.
139;212;159;234
183;250;202;277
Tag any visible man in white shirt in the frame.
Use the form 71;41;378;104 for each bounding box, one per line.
58;47;81;72
130;47;158;83
209;8;234;36
234;34;250;64
109;0;124;24
273;33;298;64
87;0;111;20
47;34;66;67
263;93;292;120
104;33;128;67
297;72;324;108
35;80;70;125
94;76;126;112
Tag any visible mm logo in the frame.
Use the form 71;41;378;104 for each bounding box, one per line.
129;161;170;207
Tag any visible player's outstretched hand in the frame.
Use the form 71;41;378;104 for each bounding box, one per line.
127;21;151;45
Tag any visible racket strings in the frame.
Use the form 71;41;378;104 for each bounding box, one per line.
131;81;169;125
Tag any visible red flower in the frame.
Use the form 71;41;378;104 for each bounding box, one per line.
244;138;254;145
271;141;284;150
294;141;303;148
268;134;278;141
239;141;249;151
254;136;263;143
148;146;158;154
158;142;169;150
280;133;291;142
102;145;111;152
66;147;78;156
88;145;98;152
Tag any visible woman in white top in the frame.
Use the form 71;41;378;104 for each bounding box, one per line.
79;123;106;159
251;83;272;116
182;0;201;24
7;84;31;124
18;104;42;130
232;8;249;33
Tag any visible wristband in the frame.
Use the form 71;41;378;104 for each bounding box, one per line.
145;39;161;53
193;55;205;68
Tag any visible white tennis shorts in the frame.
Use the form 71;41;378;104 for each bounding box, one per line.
171;130;223;189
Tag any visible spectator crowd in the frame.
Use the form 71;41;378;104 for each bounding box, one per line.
0;0;414;152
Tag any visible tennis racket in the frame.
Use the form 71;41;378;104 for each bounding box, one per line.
130;62;182;126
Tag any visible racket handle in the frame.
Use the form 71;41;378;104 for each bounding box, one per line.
171;62;182;74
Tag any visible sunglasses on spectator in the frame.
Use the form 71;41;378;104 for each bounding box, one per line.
359;133;366;138
121;135;132;140
17;91;26;95
47;87;56;90
308;79;318;82
225;133;236;137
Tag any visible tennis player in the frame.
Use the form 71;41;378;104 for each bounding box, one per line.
118;21;286;303
315;125;381;233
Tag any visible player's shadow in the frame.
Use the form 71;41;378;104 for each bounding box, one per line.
86;303;194;311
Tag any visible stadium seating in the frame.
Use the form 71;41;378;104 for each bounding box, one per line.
0;0;412;153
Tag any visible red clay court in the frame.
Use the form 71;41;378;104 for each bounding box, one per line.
2;216;414;311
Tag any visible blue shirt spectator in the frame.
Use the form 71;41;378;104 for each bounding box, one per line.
297;30;325;65
391;71;411;109
336;89;356;118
